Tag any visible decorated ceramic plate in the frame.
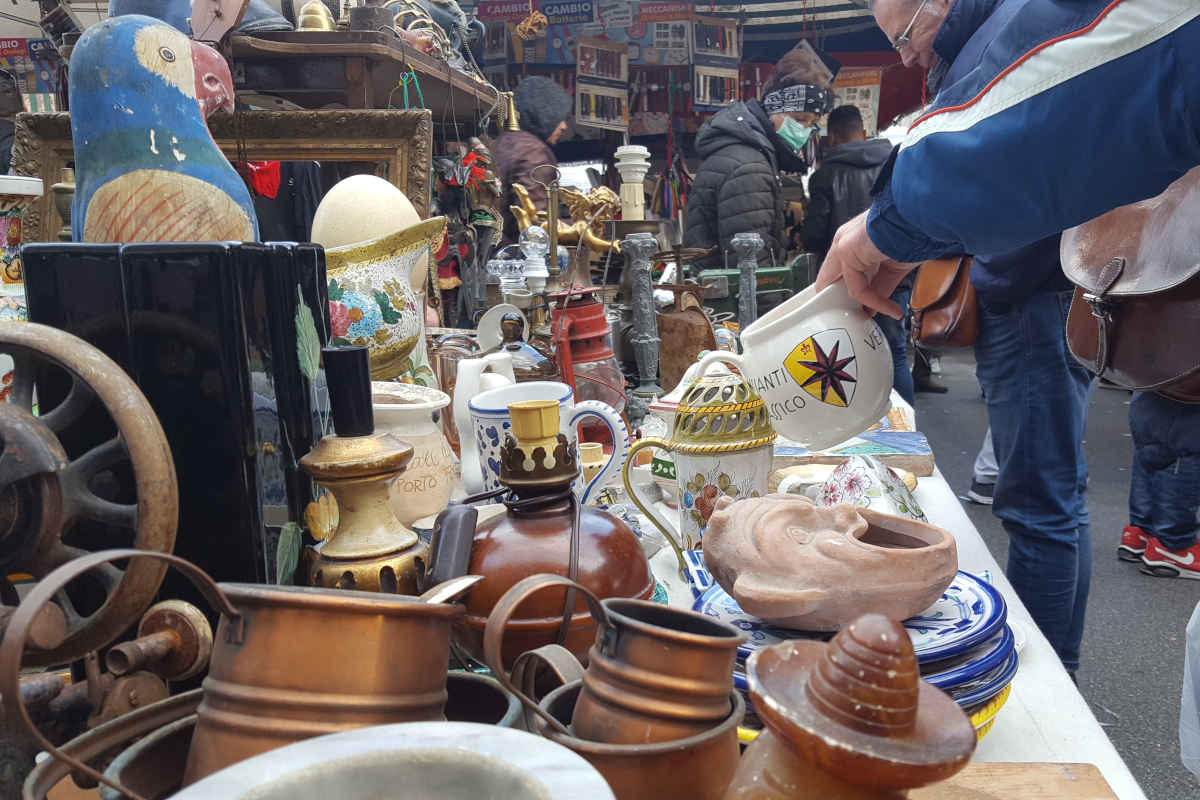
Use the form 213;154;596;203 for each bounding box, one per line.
693;570;1006;663
921;624;1014;690
903;570;1007;662
946;649;1019;708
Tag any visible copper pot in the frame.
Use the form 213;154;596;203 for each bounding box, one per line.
0;550;466;800
183;583;463;784
539;682;743;800
484;574;746;745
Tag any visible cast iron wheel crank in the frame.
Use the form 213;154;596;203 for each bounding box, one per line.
0;323;178;667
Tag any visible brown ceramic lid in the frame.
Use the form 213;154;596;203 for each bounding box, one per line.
747;614;977;790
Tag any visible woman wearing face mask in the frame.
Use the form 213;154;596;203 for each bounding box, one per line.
683;41;838;270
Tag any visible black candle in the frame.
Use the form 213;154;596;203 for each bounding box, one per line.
323;345;374;437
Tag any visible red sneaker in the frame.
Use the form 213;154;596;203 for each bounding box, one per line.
1141;538;1200;579
1118;525;1149;562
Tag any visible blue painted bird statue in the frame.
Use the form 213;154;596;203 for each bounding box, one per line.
69;14;259;242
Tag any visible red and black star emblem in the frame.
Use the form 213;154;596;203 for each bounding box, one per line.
796;338;857;405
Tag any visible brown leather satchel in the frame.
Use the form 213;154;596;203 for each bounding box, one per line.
1061;166;1200;402
910;255;979;348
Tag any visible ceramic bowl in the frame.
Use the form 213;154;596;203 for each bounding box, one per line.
171;722;614;800
703;495;957;630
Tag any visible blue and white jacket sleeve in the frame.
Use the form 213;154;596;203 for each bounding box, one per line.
867;0;1200;264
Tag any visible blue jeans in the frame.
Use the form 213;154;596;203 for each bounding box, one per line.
875;285;915;406
974;290;1092;672
1128;391;1200;551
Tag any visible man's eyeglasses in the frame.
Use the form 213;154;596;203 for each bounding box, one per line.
892;0;931;51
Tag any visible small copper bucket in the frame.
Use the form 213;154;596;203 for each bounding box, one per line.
0;550;465;800
484;574;746;745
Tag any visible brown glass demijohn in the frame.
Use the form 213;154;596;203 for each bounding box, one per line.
458;399;654;668
483;312;562;382
724;613;978;799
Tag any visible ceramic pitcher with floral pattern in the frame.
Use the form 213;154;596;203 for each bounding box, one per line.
622;367;776;574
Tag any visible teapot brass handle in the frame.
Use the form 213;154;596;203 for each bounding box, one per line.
621;436;688;576
0;549;240;800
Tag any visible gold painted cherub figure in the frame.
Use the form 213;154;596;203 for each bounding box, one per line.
510;183;621;254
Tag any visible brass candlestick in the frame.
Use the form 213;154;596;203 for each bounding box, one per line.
302;346;429;593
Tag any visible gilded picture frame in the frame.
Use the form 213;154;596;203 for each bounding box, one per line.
11;109;434;243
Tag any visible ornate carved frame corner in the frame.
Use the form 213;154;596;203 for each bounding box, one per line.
12;109;434;243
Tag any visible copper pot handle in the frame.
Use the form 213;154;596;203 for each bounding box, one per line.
482;573;610;737
0;548;240;800
510;644;586;732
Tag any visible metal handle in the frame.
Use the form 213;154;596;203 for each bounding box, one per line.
0;549;240;800
509;644;586;732
621;437;688;577
482;573;609;737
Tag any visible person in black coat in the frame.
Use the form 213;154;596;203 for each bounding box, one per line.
683;42;837;269
495;76;572;243
799;104;918;403
800;105;893;261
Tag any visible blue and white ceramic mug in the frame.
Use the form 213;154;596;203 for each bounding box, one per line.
467;380;629;504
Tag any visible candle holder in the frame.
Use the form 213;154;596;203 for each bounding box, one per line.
614;145;651;222
625;232;662;428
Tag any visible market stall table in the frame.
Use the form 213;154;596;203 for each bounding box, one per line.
651;468;1148;800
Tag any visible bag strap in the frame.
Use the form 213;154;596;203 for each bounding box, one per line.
1081;257;1126;374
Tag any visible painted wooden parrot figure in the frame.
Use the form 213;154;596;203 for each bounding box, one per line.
69;14;259;242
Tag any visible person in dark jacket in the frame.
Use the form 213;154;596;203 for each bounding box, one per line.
495;76;571;242
800;105;892;259
801;104;916;403
0;71;21;174
683;42;836;269
860;0;1095;677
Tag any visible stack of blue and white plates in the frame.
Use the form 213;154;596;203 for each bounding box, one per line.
684;553;1019;728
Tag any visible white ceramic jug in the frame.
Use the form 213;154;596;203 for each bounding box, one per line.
371;382;458;525
697;282;893;450
454;353;516;494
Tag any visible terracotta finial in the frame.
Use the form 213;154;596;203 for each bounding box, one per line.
806;615;920;735
744;613;977;792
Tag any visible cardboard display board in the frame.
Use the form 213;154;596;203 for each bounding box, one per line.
832;67;883;137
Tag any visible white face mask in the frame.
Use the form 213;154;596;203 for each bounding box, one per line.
777;116;814;152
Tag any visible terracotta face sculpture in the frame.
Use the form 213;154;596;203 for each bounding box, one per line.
703;493;957;631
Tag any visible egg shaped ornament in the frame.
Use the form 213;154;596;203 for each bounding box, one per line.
311;175;444;386
69;15;258;243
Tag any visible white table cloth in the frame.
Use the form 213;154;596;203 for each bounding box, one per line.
649;467;1147;800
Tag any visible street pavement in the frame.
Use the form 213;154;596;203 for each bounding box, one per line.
918;350;1200;799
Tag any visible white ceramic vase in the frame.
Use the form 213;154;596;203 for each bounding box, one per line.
371;382;458;525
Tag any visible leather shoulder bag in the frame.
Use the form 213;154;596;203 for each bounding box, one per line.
910;255;979;349
1061;166;1200;402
